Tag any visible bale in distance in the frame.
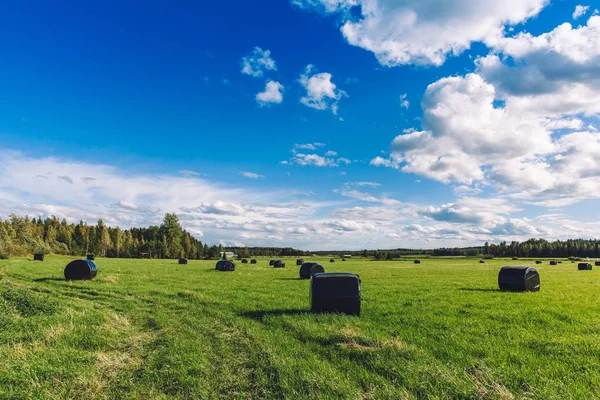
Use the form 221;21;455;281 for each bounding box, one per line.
414;260;421;264
558;261;563;264
241;259;248;264
535;260;542;264
498;266;540;292
87;254;95;261
595;261;600;266
33;253;44;261
178;257;188;265
479;260;485;264
269;260;275;266
273;260;286;268
216;260;235;271
330;258;335;263
64;259;97;281
578;263;592;271
512;257;518;260
549;260;558;266
299;262;325;279
310;273;361;315
342;258;346;261
250;259;257;264
296;259;304;266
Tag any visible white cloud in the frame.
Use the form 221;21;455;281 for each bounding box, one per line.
239;171;265;179
294;142;326;150
241;47;277;77
299;65;347;114
325;150;338;156
399;93;409;109
573;5;590;19
294;0;548;66
289;153;338;167
256;80;284;105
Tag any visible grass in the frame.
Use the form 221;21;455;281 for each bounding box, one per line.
0;256;599;399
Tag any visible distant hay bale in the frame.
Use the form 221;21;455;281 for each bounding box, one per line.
241;259;248;264
549;260;558;266
595;261;600;266
558;261;563;264
33;253;44;261
273;260;286;268
479;260;485;264
178;258;188;265
250;259;257;264
311;272;361;315
330;258;335;263
512;257;518;260
269;260;275;266
342;258;346;261
299;262;325;279
216;260;235;271
87;254;95;261
498;266;540;292
414;260;421;264
296;259;304;266
578;263;592;271
535;260;542;264
64;259;97;281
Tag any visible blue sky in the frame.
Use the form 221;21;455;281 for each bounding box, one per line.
1;0;599;250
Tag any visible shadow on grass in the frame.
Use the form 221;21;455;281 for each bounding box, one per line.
33;277;65;282
273;278;303;281
241;309;309;321
458;288;499;292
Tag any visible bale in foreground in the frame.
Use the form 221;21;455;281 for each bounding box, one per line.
578;263;592;270
33;253;44;261
216;260;235;271
498;266;540;292
299;262;325;279
64;259;97;280
178;257;188;265
311;273;360;315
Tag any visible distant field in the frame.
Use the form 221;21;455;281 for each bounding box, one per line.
1;256;599;399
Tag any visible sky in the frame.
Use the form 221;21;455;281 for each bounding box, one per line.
1;0;600;250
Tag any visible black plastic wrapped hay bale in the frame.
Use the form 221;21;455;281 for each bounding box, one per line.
299;262;325;279
273;260;286;268
241;259;248;264
296;259;304;266
250;259;257;264
535;260;542;264
595;261;600;266
269;260;275;266
550;260;558;265
87;254;95;261
33;253;44;261
479;260;485;264
512;257;518;260
414;260;421;264
64;259;97;281
216;260;235;271
311;273;361;315
578;263;592;271
178;258;188;265
342;258;346;261
558;261;563;264
330;258;335;263
498;266;540;292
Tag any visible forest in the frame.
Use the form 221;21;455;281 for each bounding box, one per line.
0;214;599;259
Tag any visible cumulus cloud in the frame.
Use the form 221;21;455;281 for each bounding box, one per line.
294;142;326;150
294;0;548;66
256;80;284;105
239;171;265;179
573;5;590;19
299;65;347;114
399;93;409;109
241;47;277;77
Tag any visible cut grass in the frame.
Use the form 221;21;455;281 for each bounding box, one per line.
0;256;599;399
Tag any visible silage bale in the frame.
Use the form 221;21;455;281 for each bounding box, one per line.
498;266;540;292
33;253;44;261
273;260;286;268
549;260;558;266
64;259;97;281
330;258;335;263
296;259;304;266
414;259;421;264
578;263;592;271
299;262;325;279
310;272;361;315
87;254;95;261
178;257;188;265
241;259;248;264
269;260;275;266
216;260;235;271
250;259;257;264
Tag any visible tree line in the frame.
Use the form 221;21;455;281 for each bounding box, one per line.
1;214;599;259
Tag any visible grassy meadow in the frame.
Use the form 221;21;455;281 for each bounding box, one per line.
1;255;599;399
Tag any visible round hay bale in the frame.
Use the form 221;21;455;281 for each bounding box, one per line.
33;253;44;261
87;254;95;261
595;261;600;267
479;260;485;264
578;263;592;271
498;266;540;292
549;260;558;265
64;259;97;281
241;259;248;264
414;260;421;264
558;261;563;264
512;257;518;260
216;260;235;271
269;260;275;266
273;260;286;268
535;260;542;264
310;272;361;315
250;259;257;264
342;258;346;261
330;258;335;263
296;258;304;266
299;262;325;279
178;257;188;265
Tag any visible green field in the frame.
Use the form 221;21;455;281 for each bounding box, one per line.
1;256;599;399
